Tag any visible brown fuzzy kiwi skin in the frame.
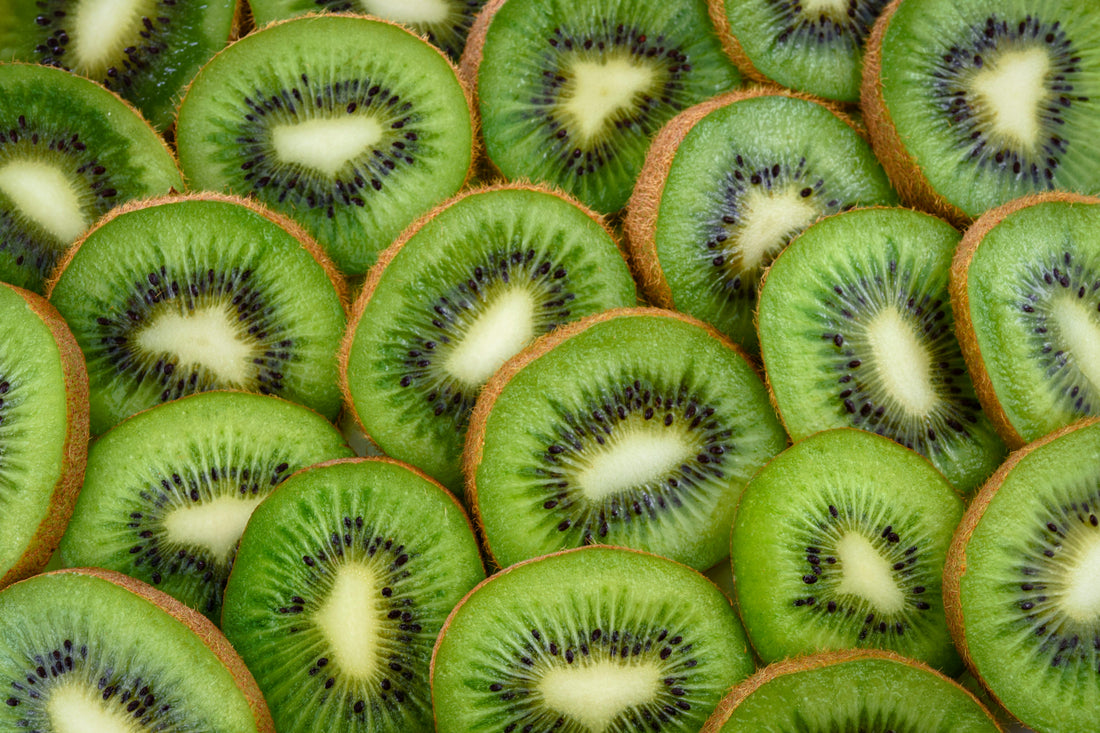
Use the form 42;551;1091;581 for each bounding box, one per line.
22;567;276;732
700;648;1004;732
941;417;1100;726
0;285;88;589
624;85;868;312
860;0;969;228
461;306;766;569
949;191;1100;451
457;0;508;186
704;0;776;89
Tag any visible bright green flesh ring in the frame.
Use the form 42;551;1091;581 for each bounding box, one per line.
756;207;1005;493
222;458;484;733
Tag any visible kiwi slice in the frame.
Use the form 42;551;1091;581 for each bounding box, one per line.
0;281;87;588
708;0;891;102
951;192;1100;449
0;567;273;731
466;307;788;571
46;193;347;436
176;14;475;276
944;418;1100;733
863;0;1100;224
463;0;742;214
700;649;1002;732
59;390;355;623
756;206;1006;494
731;428;963;673
0;0;237;130
431;545;756;732
625;87;897;352
222;457;485;732
341;183;637;491
0;62;183;293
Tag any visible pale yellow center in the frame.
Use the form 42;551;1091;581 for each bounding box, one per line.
162;495;264;563
1052;295;1100;393
361;0;449;24
562;58;654;144
539;660;661;733
733;186;820;272
47;682;143;733
272;116;383;178
971;47;1051;150
1060;531;1100;623
574;423;695;502
443;287;536;388
836;532;905;613
135;304;256;385
0;160;88;242
69;0;151;74
313;564;381;679
867;305;936;415
800;0;850;15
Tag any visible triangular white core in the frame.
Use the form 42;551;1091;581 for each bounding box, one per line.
0;160;88;243
272;116;384;178
313;564;381;680
47;681;144;733
734;186;820;272
69;0;149;74
134;304;256;385
162;495;264;563
1061;529;1100;623
971;47;1051;150
835;532;905;613
562;58;654;144
539;660;661;733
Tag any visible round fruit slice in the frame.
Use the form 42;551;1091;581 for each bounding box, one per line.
756;206;1006;494
341;182;637;491
431;546;755;733
700;649;1002;732
59;390;355;623
46;193;348;436
222;457;485;733
0;62;184;292
863;0;1100;223
626;88;897;352
466;307;788;571
945;418;1100;733
0;568;273;731
463;0;742;214
176;14;475;275
731;428;964;673
951;192;1100;448
0;281;87;588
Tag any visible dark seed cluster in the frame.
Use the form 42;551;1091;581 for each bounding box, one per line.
310;0;486;59
765;0;890;49
0;377;11;430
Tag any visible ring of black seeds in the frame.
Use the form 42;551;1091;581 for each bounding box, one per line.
307;0;486;59
764;0;890;49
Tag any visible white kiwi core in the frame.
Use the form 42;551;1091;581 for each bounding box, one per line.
562;57;656;145
867;305;936;415
361;0;449;24
312;563;381;679
444;287;537;388
162;495;265;563
574;421;696;502
69;0;153;75
0;160;88;243
970;46;1051;151
47;682;144;733
135;303;258;385
539;660;662;733
272;116;384;178
835;532;905;613
731;186;821;272
800;0;851;16
1051;295;1100;394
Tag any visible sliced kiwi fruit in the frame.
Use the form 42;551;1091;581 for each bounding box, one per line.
0;62;183;292
707;0;891;102
466;307;788;572
0;567;274;731
431;545;756;732
0;0;238;130
756;206;1006;494
700;649;1002;732
863;0;1100;224
951;192;1100;449
59;390;355;623
341;182;637;491
247;0;488;60
625;87;897;352
462;0;742;214
46;192;348;437
176;14;475;276
731;428;964;673
222;457;485;732
0;281;87;588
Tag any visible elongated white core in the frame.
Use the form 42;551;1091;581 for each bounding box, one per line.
539;660;661;733
800;0;850;15
47;682;143;733
272;116;383;178
162;495;265;563
1060;529;1100;622
734;186;820;271
0;160;88;243
444;288;536;387
1052;295;1100;393
69;0;149;73
835;532;905;613
313;564;380;679
867;305;936;415
563;58;654;144
362;0;449;24
135;304;254;385
971;47;1051;150
575;424;695;502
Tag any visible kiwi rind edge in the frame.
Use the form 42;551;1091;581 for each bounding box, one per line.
704;0;785;90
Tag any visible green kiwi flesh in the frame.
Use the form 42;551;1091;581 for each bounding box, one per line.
175;14;474;276
0;569;268;731
0;62;183;293
222;457;485;732
756;207;1005;494
0;0;237;129
342;184;637;491
473;0;742;214
731;428;964;673
47;194;348;437
468;308;787;571
948;419;1100;733
59;390;355;623
431;545;756;732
